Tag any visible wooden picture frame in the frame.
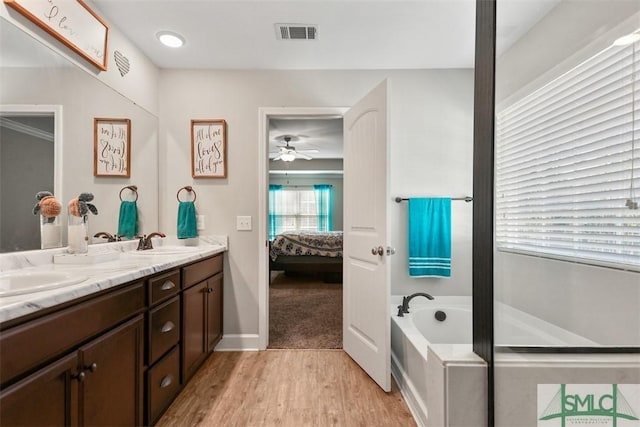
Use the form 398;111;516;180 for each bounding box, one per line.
94;118;131;177
191;119;227;178
4;0;109;71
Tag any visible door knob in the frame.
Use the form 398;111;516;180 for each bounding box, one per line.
371;246;384;256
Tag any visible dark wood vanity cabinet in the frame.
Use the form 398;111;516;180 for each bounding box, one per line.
145;270;181;426
0;252;224;427
181;256;224;384
0;287;145;427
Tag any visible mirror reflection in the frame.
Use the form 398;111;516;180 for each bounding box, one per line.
0;17;159;252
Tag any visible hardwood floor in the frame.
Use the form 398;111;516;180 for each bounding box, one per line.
157;350;416;427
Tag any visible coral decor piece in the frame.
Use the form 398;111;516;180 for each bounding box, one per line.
33;191;62;223
68;193;99;217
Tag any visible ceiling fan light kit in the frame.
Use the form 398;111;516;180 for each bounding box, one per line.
280;152;296;162
272;135;315;161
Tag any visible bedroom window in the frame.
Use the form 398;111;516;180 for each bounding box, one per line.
269;185;333;239
495;40;640;270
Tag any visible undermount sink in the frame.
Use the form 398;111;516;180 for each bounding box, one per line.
127;246;201;256
0;271;89;297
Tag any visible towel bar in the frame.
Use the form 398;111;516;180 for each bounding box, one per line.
395;196;473;203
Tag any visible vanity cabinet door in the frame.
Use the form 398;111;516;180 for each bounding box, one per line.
0;352;79;426
206;273;223;352
79;315;144;427
182;280;208;383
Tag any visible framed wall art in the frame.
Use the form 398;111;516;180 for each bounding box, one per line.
94;118;131;177
4;0;109;71
191;119;227;178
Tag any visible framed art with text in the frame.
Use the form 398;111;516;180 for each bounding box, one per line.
94;118;131;177
191;119;227;178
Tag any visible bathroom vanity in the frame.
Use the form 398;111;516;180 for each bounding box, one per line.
0;240;225;426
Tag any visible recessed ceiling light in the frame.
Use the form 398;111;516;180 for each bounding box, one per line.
157;31;185;48
613;32;640;46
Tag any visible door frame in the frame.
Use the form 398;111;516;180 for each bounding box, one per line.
257;107;347;350
0;104;63;202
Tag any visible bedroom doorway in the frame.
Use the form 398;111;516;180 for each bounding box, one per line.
258;108;347;350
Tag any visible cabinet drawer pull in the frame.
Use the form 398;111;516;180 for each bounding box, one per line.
160;321;175;333
161;281;176;291
72;371;86;382
160;375;173;388
85;362;98;372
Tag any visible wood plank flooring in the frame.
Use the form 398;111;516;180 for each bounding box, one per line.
157;350;416;427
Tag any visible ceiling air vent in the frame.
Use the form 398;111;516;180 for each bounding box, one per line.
275;24;317;40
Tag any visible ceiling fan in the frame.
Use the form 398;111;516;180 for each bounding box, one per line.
271;136;318;161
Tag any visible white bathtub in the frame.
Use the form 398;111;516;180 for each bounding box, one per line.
390;296;602;427
390;296;485;427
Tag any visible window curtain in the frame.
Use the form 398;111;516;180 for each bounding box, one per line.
268;185;283;240
314;184;333;232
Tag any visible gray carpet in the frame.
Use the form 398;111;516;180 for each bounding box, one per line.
269;272;343;349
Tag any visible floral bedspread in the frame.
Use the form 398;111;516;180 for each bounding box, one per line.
270;231;343;261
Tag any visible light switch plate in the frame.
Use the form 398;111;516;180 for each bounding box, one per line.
237;215;252;231
197;215;205;230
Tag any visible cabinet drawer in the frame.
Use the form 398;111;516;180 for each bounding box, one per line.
148;297;180;364
149;270;180;306
147;346;180;425
182;255;222;289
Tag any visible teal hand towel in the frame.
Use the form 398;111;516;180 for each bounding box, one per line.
117;201;138;239
177;201;198;239
408;198;451;277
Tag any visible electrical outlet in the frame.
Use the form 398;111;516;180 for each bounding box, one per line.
197;215;205;230
237;216;252;231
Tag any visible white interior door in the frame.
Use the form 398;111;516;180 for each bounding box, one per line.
343;80;390;392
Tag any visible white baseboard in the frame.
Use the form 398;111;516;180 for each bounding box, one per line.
391;351;428;427
214;334;261;351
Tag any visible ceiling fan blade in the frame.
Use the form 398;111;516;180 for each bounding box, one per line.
296;152;313;160
273;154;283;161
297;149;319;153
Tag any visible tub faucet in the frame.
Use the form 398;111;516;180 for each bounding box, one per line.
397;292;434;317
137;232;166;250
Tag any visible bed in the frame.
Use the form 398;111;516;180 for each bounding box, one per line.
269;231;343;281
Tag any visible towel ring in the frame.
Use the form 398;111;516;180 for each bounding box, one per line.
177;186;197;202
119;185;138;202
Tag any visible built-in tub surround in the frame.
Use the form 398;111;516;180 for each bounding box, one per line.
391;296;486;427
391;296;640;427
0;235;227;323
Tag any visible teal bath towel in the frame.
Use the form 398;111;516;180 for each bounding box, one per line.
408;198;451;277
117;201;138;239
177;201;198;239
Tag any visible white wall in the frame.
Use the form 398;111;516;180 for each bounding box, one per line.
159;69;475;338
389;71;475;297
0;2;160;115
495;1;640;345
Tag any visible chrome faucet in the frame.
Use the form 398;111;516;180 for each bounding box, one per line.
397;292;434;317
93;232;119;242
137;232;166;250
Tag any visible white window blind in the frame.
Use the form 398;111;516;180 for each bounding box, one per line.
495;41;640;270
272;187;318;234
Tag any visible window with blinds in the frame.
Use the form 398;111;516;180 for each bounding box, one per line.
495;41;640;270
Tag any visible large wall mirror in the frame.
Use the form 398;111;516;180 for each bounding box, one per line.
0;17;159;253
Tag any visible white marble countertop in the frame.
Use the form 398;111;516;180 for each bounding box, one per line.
0;235;227;324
